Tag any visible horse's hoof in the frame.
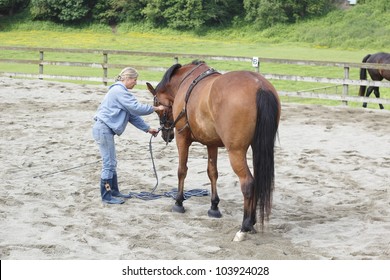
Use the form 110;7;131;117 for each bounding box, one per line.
208;208;222;218
172;205;185;213
233;230;246;242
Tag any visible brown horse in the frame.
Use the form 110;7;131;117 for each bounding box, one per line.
147;61;281;241
358;52;390;109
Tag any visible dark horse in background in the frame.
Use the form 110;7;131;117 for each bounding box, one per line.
358;52;390;109
147;61;281;241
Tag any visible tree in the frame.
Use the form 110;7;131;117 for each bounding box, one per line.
25;0;341;29
203;0;243;26
244;0;287;27
91;0;146;25
143;0;243;30
30;0;90;23
143;0;204;29
358;0;388;12
0;0;29;15
243;0;338;28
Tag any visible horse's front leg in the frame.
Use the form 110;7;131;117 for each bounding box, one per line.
172;139;190;213
207;146;222;218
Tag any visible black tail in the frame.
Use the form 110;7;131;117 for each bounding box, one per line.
252;89;280;225
359;54;371;96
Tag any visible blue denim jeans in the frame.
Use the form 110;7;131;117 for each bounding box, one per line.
92;119;117;180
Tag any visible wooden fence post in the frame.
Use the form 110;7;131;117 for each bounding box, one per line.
39;50;44;80
174;56;179;64
103;52;108;86
342;66;349;106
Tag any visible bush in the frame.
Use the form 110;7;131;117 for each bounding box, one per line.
0;0;29;15
91;0;145;25
243;0;338;28
30;0;90;23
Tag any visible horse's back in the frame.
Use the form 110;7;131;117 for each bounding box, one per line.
367;52;390;64
211;70;277;110
209;71;277;149
367;52;390;81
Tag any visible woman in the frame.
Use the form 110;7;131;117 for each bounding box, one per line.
92;67;164;204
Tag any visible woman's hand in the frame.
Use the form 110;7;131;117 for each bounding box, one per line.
154;105;165;112
147;128;160;137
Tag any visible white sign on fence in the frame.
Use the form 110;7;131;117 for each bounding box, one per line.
252;56;259;67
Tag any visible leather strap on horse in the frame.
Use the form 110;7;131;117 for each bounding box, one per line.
161;67;220;137
177;67;220;135
184;68;219;103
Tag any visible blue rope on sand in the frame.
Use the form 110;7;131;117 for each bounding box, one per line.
129;188;209;201
129;134;209;200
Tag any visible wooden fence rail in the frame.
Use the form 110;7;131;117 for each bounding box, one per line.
1;46;389;106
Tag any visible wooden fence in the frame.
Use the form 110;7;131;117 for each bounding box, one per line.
1;46;390;107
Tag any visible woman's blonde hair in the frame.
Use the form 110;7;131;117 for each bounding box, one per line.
115;67;138;81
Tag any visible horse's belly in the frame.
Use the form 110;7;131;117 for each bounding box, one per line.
186;116;221;146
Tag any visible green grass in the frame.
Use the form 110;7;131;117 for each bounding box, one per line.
0;12;389;110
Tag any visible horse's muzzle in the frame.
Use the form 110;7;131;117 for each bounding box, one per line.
161;129;174;143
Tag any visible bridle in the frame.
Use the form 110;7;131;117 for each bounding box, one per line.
153;96;185;145
153;96;173;128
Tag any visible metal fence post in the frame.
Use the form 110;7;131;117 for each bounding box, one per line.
103;52;108;86
39;50;44;80
342;66;349;106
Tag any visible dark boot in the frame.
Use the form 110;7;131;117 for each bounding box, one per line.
111;172;132;199
100;179;125;204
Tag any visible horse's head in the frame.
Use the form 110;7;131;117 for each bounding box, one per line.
146;61;209;143
147;82;175;143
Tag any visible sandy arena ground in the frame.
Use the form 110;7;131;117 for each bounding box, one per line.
0;77;389;260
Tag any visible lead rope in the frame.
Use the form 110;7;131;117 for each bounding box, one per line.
148;132;159;193
128;131;163;200
129;130;209;200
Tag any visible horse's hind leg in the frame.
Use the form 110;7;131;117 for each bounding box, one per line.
363;86;375;108
206;146;222;218
228;150;256;233
373;87;384;109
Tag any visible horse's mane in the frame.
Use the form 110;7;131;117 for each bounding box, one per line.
191;59;205;65
155;60;207;92
156;64;182;92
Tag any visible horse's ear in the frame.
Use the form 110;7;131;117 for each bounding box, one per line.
146;82;156;96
